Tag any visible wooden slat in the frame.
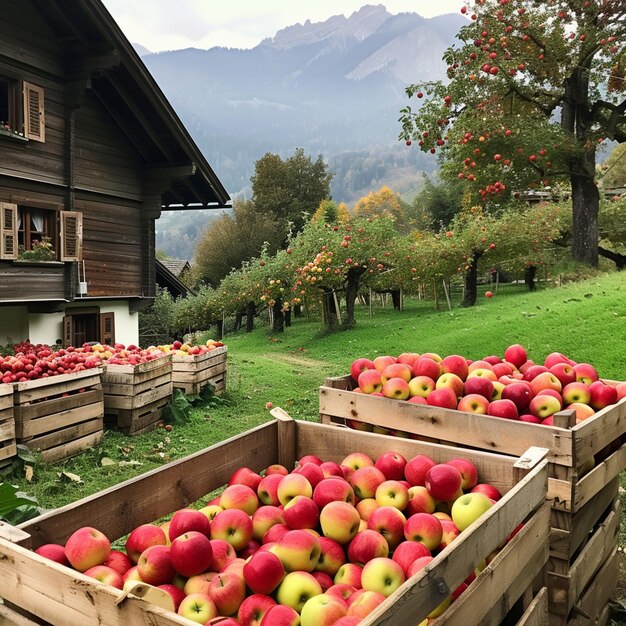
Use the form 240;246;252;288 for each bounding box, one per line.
0;602;42;626
103;355;171;377
39;430;103;464
102;368;172;395
0;416;16;444
28;416;103;454
104;382;172;410
516;588;549;626
0;442;17;462
14;368;103;403
14;388;101;422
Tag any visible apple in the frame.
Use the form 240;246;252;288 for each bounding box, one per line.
316;536;347;576
341;452;374;470
121;565;142;588
616;382;626;400
318;460;344;478
405;454;436;486
463;376;495;400
529;372;562;396
466;367;497;382
441;354;469;380
265;464;289;476
424;464;463;501
588;381;618;409
346;590;386;617
426;387;458;409
407;375;436;398
169;508;211;541
375;451;407;481
381;377;411;400
332;617;362;626
391;540;430;576
259;604;300;626
64;527;111;572
313;478;355;510
522;365;550;382
312;570;334;592
178;593;218;624
487;399;519;420
210;538;237;571
277;473;313;506
436;373;465;398
83;564;123;589
184;572;216;595
262;524;289;545
238;594;277;626
411;357;442;380
438;519;461;550
549;363;577;387
210;508;254;551
406;485;436;516
375;480;409;510
157;584;186;611
544;352;575;368
199;504;223;523
208;569;246;616
445;458;478;490
350;358;375;382
252;505;285;542
326;583;358;603
347;529;389;565
501;383;533;412
169;531;213;577
257;473;283;506
350;465;386;499
529;393;562;419
220;484;259;516
272;529;321;572
406;555;434;577
573;363;599;384
320;501;361;544
451;492;494;531
282;495;319;530
373;355;396;372
562;381;591;405
471;483;502;501
137;545;175;586
504;344;527;369
367;506;406;550
404;513;443;551
228;467;263;492
358;368;383;393
492;362;514;378
381;362;412;384
293;462;325;489
360;557;406;598
35;544;70;566
491;381;506;401
457;393;489;414
276;571;323;612
300;594;347;626
334;562;363;588
566;402;596;423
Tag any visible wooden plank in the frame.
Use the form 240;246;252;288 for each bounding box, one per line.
516;587;549;626
566;548;617;626
102;366;172;395
39;431;104;464
28;417;103;454
14;388;101;422
18;398;103;439
104;382;172;410
431;502;550;626
0;417;16;444
0;442;17;462
547;500;620;616
17;421;279;547
13;367;103;395
320;382;574;465
0;538;197;626
103;355;171;377
0;603;42;626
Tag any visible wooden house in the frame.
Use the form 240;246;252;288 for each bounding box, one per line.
0;0;229;347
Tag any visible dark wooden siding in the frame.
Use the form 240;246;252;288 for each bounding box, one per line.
0;261;65;302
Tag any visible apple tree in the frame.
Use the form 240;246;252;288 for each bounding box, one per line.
399;0;626;267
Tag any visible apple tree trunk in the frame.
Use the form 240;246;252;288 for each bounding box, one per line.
321;288;339;329
390;290;401;311
271;300;284;333
246;301;256;332
344;267;365;327
284;308;292;327
524;265;537;291
461;252;481;307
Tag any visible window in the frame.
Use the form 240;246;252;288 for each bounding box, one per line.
0;77;44;142
63;310;115;347
0;203;82;262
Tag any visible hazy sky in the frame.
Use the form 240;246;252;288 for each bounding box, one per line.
101;1;464;52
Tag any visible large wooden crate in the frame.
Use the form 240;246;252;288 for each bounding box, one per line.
13;368;104;463
171;346;227;395
102;354;172;435
0;383;17;469
0;411;550;626
320;375;626;623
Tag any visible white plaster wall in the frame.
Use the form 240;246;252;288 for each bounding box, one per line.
0;306;30;345
64;300;139;346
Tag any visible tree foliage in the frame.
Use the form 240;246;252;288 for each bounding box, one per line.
400;0;626;267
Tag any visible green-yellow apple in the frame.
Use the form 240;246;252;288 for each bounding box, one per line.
64;526;111;572
381;377;411;400
451;492;494;531
356;498;379;521
407;375;436;398
346;589;386;618
406;485;436;516
562;381;591;405
350;466;386;500
220;484;259;516
375;480;409;510
276;571;323;612
177;592;217;624
210;508;254;551
491;380;505;400
199;504;223;522
358;369;383;393
272;529;321;572
300;594;347;626
320;501;361;544
347;529;389;565
341;452;374;470
277;473;313;506
252;505;285;542
381;362;412;384
170;531;213;577
457;393;489;414
184;572;217;595
360;557;406;597
334;562;363;587
529;393;562;419
573;363;599;384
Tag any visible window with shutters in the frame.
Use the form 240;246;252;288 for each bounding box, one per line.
63;309;115;347
0;77;43;142
22;82;45;142
17;206;58;260
0;76;19;135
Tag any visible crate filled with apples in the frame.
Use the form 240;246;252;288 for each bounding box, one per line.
2;411;549;626
0;382;16;469
320;345;626;624
169;340;227;396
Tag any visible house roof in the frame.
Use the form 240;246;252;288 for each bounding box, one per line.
160;258;191;277
34;0;231;210
156;259;193;298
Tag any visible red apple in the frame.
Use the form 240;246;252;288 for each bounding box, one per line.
573;363;599;384
169;508;211;541
83;564;123;589
457;393;489;414
522;365;549;382
381;377;411;400
549;363;577;387
170;531;213;577
243;550;285;595
501;382;533;412
208;570;247;617
373;355;396;372
426;387;458;409
504;344;527;369
347;529;389;565
65;527;111;572
391;540;430;575
445;458;478;490
404;513;443;551
228;467;263;492
157;584;186;611
35;544;70;566
411;357;442;380
441;354;469;380
374;451;407;481
463;376;495;400
529;372;562;396
210;509;254;551
588;381;618;409
238;594;277;626
316;536;347;576
408;375;436;398
358;369;383;394
137;545;175;586
350;358;375;382
471;483;502;501
405;454;436;487
425;464;462;501
283;495;320;530
381;362;412;384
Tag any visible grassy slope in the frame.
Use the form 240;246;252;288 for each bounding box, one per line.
7;273;626;515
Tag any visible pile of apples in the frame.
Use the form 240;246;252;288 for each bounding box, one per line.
350;344;625;427
33;450;515;626
166;339;226;358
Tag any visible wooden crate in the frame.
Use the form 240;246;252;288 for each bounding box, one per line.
0;383;17;469
171;346;227;395
102;354;172;435
320;376;626;622
0;411;550;626
12;368;104;463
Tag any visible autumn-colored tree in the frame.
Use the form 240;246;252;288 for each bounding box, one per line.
310;199;350;224
353;185;429;232
400;0;626;267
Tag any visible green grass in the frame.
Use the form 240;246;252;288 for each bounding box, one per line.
5;272;626;518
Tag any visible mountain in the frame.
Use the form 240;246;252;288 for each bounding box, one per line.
148;5;465;257
133;43;153;57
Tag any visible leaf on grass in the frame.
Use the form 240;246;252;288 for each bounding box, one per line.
563;298;581;303
100;457;116;467
118;460;142;467
24;465;34;483
58;471;83;484
584;293;593;298
0;483;39;517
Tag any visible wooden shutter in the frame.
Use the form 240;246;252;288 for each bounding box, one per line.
0;203;18;260
100;312;115;345
60;211;83;261
63;315;73;347
22;82;45;142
